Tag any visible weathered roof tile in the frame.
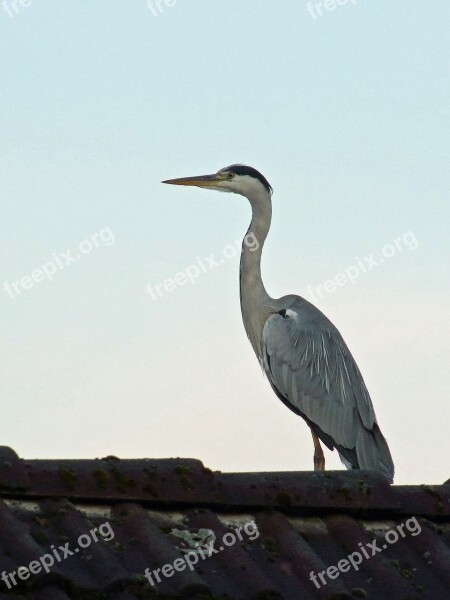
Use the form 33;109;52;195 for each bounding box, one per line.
0;446;448;599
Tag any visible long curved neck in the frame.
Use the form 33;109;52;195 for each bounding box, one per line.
240;191;276;359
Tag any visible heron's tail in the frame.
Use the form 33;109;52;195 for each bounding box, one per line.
353;424;395;483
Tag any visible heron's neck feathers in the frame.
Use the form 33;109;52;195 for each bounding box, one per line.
240;192;277;360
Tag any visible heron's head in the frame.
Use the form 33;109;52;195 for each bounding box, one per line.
162;164;272;200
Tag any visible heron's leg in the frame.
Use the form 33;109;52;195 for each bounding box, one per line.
311;430;325;471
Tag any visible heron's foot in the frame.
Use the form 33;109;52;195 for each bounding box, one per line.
311;429;325;471
313;452;325;471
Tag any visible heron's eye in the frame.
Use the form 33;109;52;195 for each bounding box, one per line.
227;172;235;180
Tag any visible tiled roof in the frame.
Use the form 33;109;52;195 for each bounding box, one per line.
0;446;448;600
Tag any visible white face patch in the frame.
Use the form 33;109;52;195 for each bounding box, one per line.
213;186;232;193
215;174;271;198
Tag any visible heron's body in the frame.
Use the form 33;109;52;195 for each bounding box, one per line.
163;164;395;482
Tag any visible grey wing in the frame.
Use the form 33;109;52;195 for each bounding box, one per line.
263;298;394;482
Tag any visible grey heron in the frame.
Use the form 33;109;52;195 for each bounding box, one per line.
163;165;395;482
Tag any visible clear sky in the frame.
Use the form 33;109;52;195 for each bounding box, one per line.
1;1;449;485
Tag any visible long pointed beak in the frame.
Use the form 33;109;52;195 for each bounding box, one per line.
162;174;220;188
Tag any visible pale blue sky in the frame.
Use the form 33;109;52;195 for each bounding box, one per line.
1;1;449;484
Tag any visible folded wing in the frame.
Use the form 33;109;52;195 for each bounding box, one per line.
262;298;394;482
